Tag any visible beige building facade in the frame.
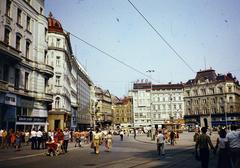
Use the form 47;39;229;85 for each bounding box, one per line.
184;69;240;129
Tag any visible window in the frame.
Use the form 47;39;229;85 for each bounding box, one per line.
56;38;60;47
4;28;11;45
44;50;48;64
193;90;198;96
228;86;232;93
56;56;60;66
14;69;20;88
26;16;31;31
16;34;21;51
6;0;11;17
3;64;9;82
44;78;48;92
230;106;234;113
201;89;206;95
17;9;22;25
25;41;30;58
40;7;43;14
56;76;60;86
218;87;223;94
24;72;29;90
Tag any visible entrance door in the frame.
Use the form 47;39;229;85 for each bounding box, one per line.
54;120;60;130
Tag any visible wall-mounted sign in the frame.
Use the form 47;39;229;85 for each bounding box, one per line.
17;116;47;123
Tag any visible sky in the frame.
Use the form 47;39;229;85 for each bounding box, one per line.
45;0;240;97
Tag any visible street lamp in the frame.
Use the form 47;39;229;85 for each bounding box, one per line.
146;70;155;140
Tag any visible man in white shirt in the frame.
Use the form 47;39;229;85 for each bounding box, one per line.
156;130;165;156
63;128;70;153
36;129;43;150
30;128;37;149
226;125;240;168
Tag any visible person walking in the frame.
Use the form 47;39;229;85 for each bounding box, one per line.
105;131;112;152
215;128;232;168
15;130;21;151
133;129;136;139
63;128;70;153
195;127;215;168
170;130;175;146
1;129;7;149
42;130;48;149
93;128;102;154
36;129;43;150
30;128;37;149
226;125;240;168
156;130;165;156
120;130;124;141
74;130;81;147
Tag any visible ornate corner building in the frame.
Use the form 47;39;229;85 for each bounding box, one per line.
0;0;53;131
184;69;240;128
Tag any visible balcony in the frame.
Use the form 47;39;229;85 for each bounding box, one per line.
0;41;22;62
0;80;8;91
39;64;54;77
32;92;53;103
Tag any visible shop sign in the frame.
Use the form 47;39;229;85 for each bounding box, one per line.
17;116;46;123
5;93;16;106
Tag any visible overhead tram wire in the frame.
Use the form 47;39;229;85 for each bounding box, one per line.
128;0;196;74
68;31;159;83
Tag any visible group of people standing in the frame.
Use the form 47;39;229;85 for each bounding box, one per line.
0;128;35;151
195;125;240;168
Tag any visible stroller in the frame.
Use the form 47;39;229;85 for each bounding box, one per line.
46;138;61;156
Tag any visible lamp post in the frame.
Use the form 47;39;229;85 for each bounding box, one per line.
146;70;155;140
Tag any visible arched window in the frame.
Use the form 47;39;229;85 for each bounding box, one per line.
55;97;60;109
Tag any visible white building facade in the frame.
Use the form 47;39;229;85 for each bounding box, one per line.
0;0;53;131
129;82;184;129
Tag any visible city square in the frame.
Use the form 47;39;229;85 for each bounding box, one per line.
0;0;240;168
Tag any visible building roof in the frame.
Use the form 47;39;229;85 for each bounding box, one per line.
48;12;63;33
133;82;183;90
185;69;239;86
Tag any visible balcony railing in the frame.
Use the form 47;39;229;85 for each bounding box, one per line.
36;92;53;102
39;64;54;77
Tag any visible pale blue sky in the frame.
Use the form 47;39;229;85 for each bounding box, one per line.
45;0;240;97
